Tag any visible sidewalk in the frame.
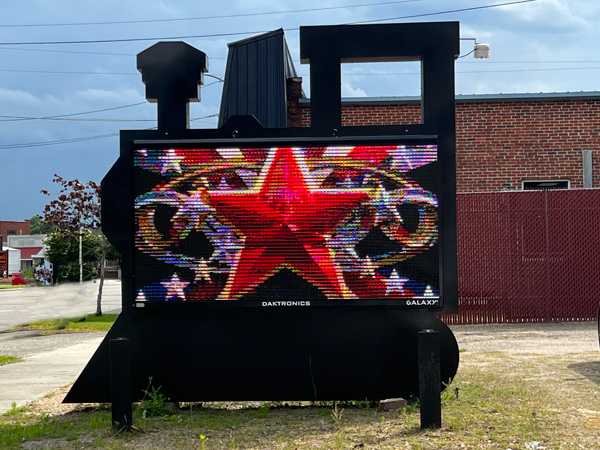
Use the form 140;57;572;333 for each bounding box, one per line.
0;335;104;413
0;279;122;414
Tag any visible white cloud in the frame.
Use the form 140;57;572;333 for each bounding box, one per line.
74;88;144;104
0;88;43;107
341;83;367;98
497;0;593;32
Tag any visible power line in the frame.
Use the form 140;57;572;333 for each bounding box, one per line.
300;66;600;79
0;116;155;122
0;46;134;56
0;45;228;59
0;113;220;123
458;60;600;64
6;64;600;81
190;114;219;122
352;0;537;24
0;102;147;122
457;67;600;74
0;69;139;75
0;69;226;82
0;114;220;149
0;30;268;46
0;1;422;28
0;1;538;46
0;133;120;149
5;61;600;79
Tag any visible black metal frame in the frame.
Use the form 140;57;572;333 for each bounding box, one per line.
65;22;460;404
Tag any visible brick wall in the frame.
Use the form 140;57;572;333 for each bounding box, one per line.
455;100;600;192
286;80;600;193
341;103;422;127
0;220;30;242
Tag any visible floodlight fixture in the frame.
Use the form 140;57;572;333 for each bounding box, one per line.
459;37;490;59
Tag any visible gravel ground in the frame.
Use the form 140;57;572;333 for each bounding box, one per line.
450;321;599;354
0;329;106;358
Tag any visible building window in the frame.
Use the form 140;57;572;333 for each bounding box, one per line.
6;230;16;235
522;180;570;191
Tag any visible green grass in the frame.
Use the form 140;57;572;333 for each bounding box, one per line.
0;285;25;290
8;314;118;334
0;351;598;449
0;356;23;366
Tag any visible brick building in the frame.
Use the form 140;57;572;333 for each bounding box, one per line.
0;220;30;244
287;77;600;193
218;30;600;323
286;82;600;324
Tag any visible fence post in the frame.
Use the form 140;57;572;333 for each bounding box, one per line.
418;329;441;429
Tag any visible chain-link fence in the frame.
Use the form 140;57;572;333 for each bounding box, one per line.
439;190;600;324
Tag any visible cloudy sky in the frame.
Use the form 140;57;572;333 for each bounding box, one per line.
1;0;598;221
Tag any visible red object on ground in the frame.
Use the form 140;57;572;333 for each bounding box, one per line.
11;273;26;285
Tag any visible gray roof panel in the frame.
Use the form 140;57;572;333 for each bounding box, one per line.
298;91;600;106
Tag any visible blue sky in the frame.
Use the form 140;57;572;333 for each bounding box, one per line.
1;0;598;221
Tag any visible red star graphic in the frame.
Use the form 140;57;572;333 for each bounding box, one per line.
206;147;370;300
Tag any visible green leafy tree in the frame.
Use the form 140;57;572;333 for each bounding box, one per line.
44;229;101;281
29;215;53;235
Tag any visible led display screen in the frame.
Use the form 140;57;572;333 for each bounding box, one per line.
133;141;439;307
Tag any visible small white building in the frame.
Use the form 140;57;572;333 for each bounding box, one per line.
7;235;45;271
3;247;21;275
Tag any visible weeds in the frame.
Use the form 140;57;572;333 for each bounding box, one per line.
330;402;347;449
330;401;344;427
256;404;270;418
4;402;29;416
0;356;23;366
401;397;420;415
140;377;169;418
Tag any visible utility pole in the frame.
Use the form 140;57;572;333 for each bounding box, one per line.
79;226;83;283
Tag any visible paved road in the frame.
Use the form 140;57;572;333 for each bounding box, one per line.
0;279;122;331
0;279;122;413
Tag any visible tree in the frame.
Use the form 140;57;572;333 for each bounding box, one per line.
29;215;53;235
44;229;101;281
41;174;116;316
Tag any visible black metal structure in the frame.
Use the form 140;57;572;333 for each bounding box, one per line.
65;22;460;404
110;338;132;431
219;29;300;128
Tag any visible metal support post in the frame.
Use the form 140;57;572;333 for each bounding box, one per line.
110;338;132;432
418;329;441;429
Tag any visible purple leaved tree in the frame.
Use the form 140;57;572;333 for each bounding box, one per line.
41;174;109;316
